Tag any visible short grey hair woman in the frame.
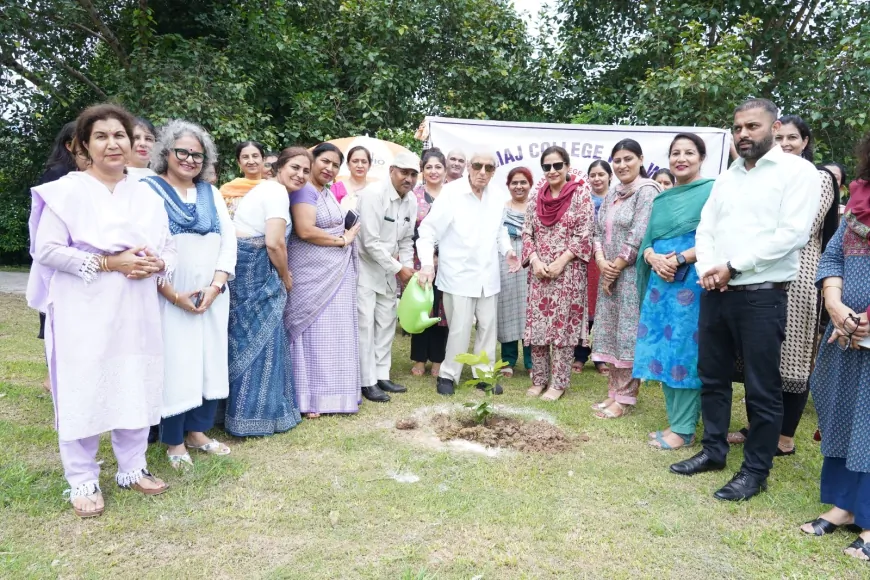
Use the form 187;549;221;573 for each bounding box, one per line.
143;119;237;470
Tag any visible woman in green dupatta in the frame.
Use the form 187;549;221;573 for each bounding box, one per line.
633;133;715;450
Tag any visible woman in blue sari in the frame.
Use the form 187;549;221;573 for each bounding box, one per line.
225;147;312;436
634;133;714;450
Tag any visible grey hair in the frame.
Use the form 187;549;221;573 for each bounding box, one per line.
150;119;219;182
468;149;496;165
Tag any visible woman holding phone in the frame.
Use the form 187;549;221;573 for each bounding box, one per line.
286;143;362;417
144;120;236;468
633;133;713;449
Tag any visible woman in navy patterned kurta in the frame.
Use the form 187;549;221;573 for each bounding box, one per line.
801;175;870;559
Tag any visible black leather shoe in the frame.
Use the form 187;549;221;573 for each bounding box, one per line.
377;379;407;393
436;377;455;396
669;451;726;476
713;470;767;501
475;382;504;395
361;385;390;403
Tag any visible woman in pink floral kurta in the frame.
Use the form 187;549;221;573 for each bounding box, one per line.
522;147;595;401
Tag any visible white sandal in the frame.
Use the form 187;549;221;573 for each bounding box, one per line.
168;452;194;470
186;439;231;456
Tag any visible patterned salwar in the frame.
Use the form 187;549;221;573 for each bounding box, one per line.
522;180;595;390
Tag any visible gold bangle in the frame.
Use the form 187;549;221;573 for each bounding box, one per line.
340;235;347;247
173;292;179;305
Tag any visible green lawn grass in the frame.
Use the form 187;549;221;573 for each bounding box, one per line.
0;293;861;579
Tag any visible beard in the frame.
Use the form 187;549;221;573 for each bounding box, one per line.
737;132;775;161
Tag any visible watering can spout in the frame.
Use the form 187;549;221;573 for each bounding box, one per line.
418;316;441;331
398;274;442;334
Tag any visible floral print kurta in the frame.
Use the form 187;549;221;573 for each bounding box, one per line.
522;186;595;347
591;183;659;366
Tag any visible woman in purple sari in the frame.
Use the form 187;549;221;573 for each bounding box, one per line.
286;143;362;417
27;104;175;518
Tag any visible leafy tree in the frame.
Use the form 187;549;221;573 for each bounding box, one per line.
0;0;545;261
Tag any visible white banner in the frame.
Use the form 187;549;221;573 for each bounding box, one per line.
425;116;731;196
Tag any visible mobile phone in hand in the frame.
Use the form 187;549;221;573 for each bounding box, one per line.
192;290;205;308
673;263;690;282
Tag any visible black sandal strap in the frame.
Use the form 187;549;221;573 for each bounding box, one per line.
846;537;866;552
804;518;839;536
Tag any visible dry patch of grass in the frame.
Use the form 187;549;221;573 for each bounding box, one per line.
0;293;864;579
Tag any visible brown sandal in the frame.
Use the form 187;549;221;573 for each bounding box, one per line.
117;469;169;496
67;482;104;518
540;387;566;401
727;427;749;445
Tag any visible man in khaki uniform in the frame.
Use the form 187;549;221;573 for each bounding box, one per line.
356;152;419;402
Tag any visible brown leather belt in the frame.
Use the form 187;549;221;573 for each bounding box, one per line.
725;282;790;292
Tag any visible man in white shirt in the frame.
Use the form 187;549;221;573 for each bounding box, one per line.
356;152;419;403
444;149;466;183
417;151;521;395
670;98;821;501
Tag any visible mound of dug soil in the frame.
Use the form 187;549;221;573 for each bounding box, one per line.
429;413;579;453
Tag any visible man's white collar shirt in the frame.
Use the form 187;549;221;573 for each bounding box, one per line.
357;180;417;295
416;177;512;298
695;144;821;285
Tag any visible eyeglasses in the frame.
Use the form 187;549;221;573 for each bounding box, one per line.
837;313;862;351
173;148;205;164
470;162;496;173
542;162;565;172
263;162;273;169
449;156;465;163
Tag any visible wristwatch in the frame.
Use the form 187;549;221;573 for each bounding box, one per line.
676;253;687;266
210;282;227;294
726;261;741;279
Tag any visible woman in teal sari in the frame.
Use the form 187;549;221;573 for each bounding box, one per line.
634;133;715;450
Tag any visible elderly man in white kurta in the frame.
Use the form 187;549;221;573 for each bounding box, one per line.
356;152;419;403
417;151;521;395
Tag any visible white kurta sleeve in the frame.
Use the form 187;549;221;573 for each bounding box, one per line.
212;185;237;279
416;193;452;268
497;223;512;256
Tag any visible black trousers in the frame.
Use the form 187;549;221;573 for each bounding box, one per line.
410;284;448;363
573;319;594;363
698;289;787;479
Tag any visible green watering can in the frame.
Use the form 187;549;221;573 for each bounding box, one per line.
398;273;441;334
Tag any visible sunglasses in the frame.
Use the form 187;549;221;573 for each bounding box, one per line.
470;162;496;173
173;148;205;164
542;162;565;172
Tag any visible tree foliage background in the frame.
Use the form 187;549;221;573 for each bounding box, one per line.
1;0;869;261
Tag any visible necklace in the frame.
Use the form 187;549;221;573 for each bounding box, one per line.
508;198;527;213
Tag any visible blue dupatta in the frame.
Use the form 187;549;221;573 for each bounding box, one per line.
143;176;218;235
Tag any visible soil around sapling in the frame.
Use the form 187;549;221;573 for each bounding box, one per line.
426;411;581;453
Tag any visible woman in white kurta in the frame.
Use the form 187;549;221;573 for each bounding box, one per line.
27;104;175;518
142;120;237;469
